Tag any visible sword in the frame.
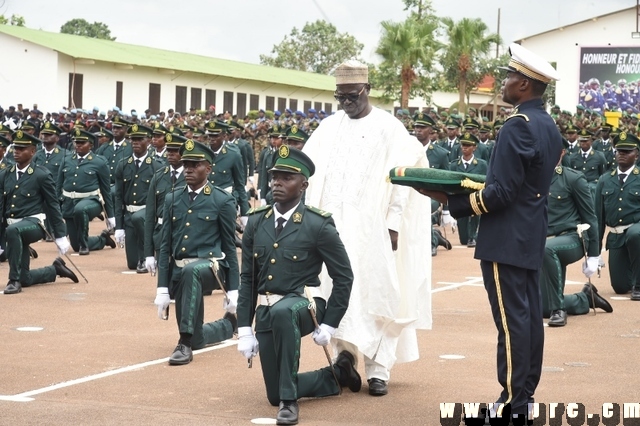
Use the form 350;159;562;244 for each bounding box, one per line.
577;223;596;315
37;221;89;284
305;287;341;394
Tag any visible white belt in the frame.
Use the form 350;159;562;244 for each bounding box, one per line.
258;286;323;306
157;218;163;225
174;253;225;268
62;189;100;199
126;205;145;212
7;213;46;225
608;224;633;234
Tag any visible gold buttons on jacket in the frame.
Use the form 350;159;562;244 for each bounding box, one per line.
273;243;278;248
293;255;298;260
187;209;192;214
186;222;190;227
181;247;186;252
184;235;188;239
268;275;273;280
270;259;276;264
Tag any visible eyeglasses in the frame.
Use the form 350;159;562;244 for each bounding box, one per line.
334;85;366;103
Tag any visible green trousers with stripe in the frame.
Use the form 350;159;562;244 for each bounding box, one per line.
65;199;108;252
171;260;233;349
255;295;340;405
5;219;57;285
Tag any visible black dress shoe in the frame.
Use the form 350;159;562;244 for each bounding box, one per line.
101;230;116;249
224;311;238;334
0;251;6;262
548;310;567;327
276;400;299;425
4;280;22;295
169;343;193;365
335;350;362;392
367;378;388;396
136;260;148;274
583;283;613;312
97;213;105;221
435;229;452;250
54;257;79;283
79;246;90;255
29;247;38;259
431;246;438;257
467;239;476;248
631;286;640;301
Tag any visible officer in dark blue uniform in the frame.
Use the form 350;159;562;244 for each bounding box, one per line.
419;44;562;423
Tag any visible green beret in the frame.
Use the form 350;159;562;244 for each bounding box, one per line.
613;131;640;150
127;123;153;138
40;121;63;135
12;129;41;146
165;132;187;149
180;140;216;163
112;115;132;128
413;112;436;127
72;128;96;144
286;125;308;143
270;146;315;178
460;131;479;146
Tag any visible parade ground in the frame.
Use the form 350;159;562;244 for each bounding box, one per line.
0;220;636;426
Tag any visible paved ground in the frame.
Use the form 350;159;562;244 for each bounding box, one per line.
0;220;636;425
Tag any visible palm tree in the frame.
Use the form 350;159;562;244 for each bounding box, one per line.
376;18;441;109
440;17;501;116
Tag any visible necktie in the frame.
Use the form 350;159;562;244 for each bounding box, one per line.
583;153;587;160
78;157;84;164
275;217;286;238
171;170;177;185
46;153;51;160
17;171;23;180
114;145;119;151
135;159;141;170
619;173;627;186
189;191;197;203
464;162;468;170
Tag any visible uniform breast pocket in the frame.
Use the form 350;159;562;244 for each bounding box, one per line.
84;170;96;176
602;188;618;210
197;212;219;224
283;249;309;273
549;189;570;203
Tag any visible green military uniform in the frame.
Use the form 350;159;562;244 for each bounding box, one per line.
95;116;133;184
477;125;495;161
57;129;115;253
541;165;599;319
157;141;237;351
237;147;354;406
439;117;461;162
256;125;284;203
144;133;186;259
592;124;615;170
114;124;164;270
448;133;488;246
0;131;71;289
595;132;640;296
568;129;608;196
228;121;255;182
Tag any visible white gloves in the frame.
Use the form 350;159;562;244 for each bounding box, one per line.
55;237;70;255
240;216;248;228
223;289;238;314
107;217;116;229
442;211;454;225
312;323;336;346
260;199;267;207
248;177;254;184
115;229;125;245
237;326;259;359
154;287;170;319
145;256;157;275
583;256;599;278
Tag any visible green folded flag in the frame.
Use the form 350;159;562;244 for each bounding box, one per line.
389;167;486;195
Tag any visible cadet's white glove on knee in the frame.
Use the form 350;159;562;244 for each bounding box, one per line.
442;211;454;225
145;256;156;275
312;323;335;346
237;327;259;359
55;237;71;255
223;289;238;314
582;256;599;278
154;287;170;319
115;229;125;245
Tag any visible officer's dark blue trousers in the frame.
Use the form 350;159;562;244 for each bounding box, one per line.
481;261;543;416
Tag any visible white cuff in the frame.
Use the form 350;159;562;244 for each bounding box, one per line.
238;326;253;338
156;287;169;295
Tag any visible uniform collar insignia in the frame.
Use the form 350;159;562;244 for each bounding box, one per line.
555;166;563;174
203;185;211;195
292;212;302;223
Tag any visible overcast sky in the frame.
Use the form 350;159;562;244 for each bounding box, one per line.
0;0;634;65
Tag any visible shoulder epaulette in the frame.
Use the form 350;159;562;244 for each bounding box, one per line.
305;205;332;217
247;205;271;215
611;169;616;176
163;166;169;174
505;114;530;122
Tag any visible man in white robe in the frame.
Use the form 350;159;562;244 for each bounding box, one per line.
303;60;432;396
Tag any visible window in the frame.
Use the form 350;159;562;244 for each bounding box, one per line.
237;93;247;118
278;97;287;112
68;73;83;109
303;101;312;113
314;102;322;112
223;91;234;114
324;102;332;114
289;99;298;112
190;87;202;110
149;83;161;114
175;86;187;114
116;81;123;110
205;89;216;111
265;96;275;112
250;94;259;111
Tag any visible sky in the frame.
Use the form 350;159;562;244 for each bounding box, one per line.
0;0;634;65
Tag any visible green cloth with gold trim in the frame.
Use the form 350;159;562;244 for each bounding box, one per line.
285;125;308;143
127;123;153;138
613;131;640;150
270;146;315;178
180;140;215;163
389;166;486;195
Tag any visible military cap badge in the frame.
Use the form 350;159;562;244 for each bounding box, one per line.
169;125;174;132
208;121;216;129
291;125;298;134
131;124;139;133
273;125;279;132
418;113;424;119
114;116;120;123
44;122;51;129
16;130;23;139
154;122;160;129
166;133;173;143
75;128;82;137
464;132;470;139
185;140;195;151
279;145;290;158
621;132;627;141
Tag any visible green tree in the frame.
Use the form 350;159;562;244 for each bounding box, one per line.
375;14;441;109
440;17;501;116
259;20;363;74
0;14;26;26
60;19;115;40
